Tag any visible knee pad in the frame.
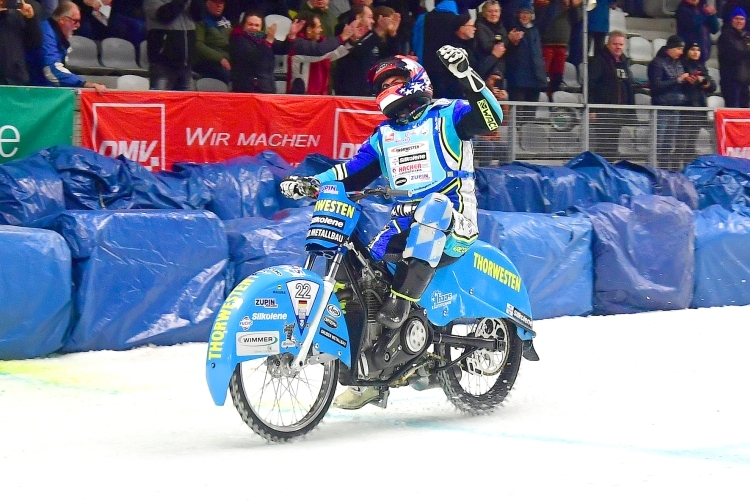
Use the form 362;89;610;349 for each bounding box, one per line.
403;193;453;266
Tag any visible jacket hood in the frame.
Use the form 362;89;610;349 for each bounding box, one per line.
435;0;458;14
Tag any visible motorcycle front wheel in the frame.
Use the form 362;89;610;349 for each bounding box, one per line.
229;353;339;442
436;318;523;414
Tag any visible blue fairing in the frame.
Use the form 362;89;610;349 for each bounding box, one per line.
206;265;351;406
419;241;535;339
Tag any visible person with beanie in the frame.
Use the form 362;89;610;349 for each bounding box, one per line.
677;41;717;166
717;6;750;107
504;4;548;108
648;34;690;168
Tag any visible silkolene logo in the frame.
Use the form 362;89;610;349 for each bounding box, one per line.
92;103;165;170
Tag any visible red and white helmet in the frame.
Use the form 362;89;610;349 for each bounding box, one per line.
367;56;433;120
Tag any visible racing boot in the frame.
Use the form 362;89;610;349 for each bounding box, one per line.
376;258;436;330
333;386;389;410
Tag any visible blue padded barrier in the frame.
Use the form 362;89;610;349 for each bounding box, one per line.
683;154;750;209
172;156;281;220
475;163;547;212
615;160;699;209
43;146;193;210
0;226;72;360
0;151;65;227
566;151;653;204
55;210;228;352
692;205;750;308
579;195;695;315
476;210;594;319
225;207;312;287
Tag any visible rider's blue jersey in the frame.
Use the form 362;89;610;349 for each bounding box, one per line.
315;99;478;225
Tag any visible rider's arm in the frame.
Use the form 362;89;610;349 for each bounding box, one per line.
314;137;382;190
454;86;504;140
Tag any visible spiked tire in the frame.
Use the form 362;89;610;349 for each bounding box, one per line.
229;356;339;442
436;318;523;413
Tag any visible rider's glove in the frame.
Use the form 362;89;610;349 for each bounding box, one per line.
436;45;486;93
280;175;320;200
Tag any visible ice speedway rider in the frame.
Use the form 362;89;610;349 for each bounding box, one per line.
280;46;504;410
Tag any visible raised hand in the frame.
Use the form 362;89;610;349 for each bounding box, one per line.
436;45;485;92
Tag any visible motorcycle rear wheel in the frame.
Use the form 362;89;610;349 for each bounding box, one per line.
436;318;523;413
229;354;339;442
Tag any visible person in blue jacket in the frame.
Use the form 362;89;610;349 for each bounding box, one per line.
26;0;106;89
675;0;720;63
280;47;504;409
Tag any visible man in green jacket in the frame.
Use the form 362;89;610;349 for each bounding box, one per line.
195;0;232;83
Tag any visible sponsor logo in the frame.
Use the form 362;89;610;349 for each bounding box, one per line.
506;304;533;330
0;125;20;158
282;322;297;348
320;184;338;194
307;227;346;244
395;177;407;186
271;269;283;276
473;253;522;292
255;298;278;308
431;290;454;309
92;103;165;170
319;328;347;347
251;312;288;320
398;152;427;164
311;215;345;229
478;100;499;131
323;316;338;329
326;304;341;317
239;316;253;330
236;331;280;356
313;199;356;218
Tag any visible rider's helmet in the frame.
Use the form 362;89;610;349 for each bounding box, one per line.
367;56;433;122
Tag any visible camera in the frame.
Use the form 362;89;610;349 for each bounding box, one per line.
494;35;503;43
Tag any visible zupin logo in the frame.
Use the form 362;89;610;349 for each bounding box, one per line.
255;298;278;308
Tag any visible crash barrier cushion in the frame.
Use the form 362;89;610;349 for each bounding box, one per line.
172;154;287;220
683;155;750;209
55;210;228;352
0;226;72;360
0;152;66;227
477;210;593;320
42;146;193;210
225;207;312;287
474;153;698;214
692;205;750;308
578;195;695;315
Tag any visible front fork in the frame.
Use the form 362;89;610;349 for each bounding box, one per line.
291;251;345;370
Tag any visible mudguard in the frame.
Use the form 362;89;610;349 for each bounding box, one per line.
420;241;535;340
205;265;351;406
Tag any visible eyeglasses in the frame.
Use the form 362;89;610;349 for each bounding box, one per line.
64;15;82;25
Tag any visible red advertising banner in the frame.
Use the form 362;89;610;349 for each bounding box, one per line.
715;109;750;159
79;91;384;170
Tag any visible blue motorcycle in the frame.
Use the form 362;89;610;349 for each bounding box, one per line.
206;181;538;442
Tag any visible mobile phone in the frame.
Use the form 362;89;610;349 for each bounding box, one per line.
5;0;20;9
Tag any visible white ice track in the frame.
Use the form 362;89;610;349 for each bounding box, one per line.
2;305;749;499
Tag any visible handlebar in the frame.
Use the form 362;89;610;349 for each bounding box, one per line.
349;187;413;201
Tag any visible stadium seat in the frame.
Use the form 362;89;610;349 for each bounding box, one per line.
116;74;149;90
706;58;719;69
139;40;148;69
519;123;550;152
100;37;141;72
536;92;550;119
561;62;581;92
634;93;651;123
630;63;648;86
609;9;627;33
196;77;229;92
652;37;666;54
275;80;287;94
67;35;106;74
552;90;582;104
274;54;287;80
628;36;653;63
265;14;292;40
708;67;720;93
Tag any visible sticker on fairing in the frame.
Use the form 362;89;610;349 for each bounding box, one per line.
387;141;432;186
236;331;280;356
506;303;533;330
286;280;320;330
